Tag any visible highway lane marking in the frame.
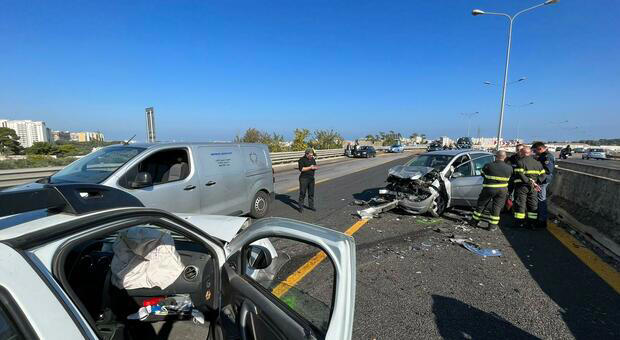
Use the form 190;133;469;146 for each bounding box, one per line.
272;219;369;298
547;222;620;294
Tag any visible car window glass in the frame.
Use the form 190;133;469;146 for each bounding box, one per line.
472;155;494;176
244;237;335;335
452;155;472;177
123;148;190;188
0;302;23;340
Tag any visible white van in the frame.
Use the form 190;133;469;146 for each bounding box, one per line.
13;143;275;217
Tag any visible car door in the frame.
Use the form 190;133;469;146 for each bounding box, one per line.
116;147;200;214
0;243;89;339
196;145;246;215
223;217;356;340
467;153;495;206
448;154;474;206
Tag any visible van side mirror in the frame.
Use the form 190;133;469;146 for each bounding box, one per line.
246;245;273;270
131;172;153;189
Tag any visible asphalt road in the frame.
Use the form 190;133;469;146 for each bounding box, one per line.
267;156;620;339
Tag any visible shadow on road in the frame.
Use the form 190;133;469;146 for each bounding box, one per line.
499;215;620;338
352;188;381;201
275;194;300;212
432;295;539;340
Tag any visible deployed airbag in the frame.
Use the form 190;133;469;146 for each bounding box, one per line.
110;226;184;290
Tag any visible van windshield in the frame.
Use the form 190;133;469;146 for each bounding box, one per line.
50;146;146;184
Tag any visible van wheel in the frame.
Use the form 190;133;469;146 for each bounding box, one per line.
250;191;270;219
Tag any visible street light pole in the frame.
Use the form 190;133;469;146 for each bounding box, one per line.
472;0;558;150
460;112;479;137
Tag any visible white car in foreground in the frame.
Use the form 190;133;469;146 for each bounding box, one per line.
0;184;356;340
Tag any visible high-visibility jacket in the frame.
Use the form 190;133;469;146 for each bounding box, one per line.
514;156;546;185
481;160;513;188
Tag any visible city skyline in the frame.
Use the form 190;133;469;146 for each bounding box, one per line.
1;1;618;142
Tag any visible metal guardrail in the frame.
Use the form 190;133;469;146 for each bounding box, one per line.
0;146;426;189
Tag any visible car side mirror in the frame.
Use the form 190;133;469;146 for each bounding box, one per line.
246;245;273;270
131;172;153;189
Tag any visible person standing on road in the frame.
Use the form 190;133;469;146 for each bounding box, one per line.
472;151;513;230
298;148;318;213
532;141;555;228
513;146;547;229
506;144;525;200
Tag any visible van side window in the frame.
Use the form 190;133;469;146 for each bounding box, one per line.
122;149;190;188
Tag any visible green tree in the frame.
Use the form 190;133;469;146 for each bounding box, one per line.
240;128;263;143
56;144;80;156
0;127;23;155
365;134;377;143
25;142;59;155
291;128;310;151
312;129;343;150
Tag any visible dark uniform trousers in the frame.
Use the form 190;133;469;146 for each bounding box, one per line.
514;184;539;221
299;177;315;208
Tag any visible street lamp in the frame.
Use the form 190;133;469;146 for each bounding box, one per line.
483;77;527;86
459;111;479;137
507;102;534;141
472;0;559;150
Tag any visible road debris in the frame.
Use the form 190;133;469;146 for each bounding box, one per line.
454;224;471;232
357;200;398;219
459;241;502;257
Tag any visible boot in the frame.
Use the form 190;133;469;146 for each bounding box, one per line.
298;200;304;213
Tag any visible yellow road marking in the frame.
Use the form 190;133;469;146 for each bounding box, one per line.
547;222;620;294
272;219;368;297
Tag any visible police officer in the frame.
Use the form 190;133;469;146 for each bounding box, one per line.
472;151;513;230
532;141;555;228
513;146;547;229
298;148;318;213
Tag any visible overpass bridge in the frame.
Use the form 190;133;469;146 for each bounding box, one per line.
1;148;619;339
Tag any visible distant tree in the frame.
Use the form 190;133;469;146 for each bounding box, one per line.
291;128;310;151
240;128;263;143
56;144;80;156
0;127;23;155
25;142;59;155
365;134;377;143
312;129;343;150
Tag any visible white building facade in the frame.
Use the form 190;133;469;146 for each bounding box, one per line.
0;119;51;148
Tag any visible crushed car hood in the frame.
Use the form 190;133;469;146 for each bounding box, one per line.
388;165;436;179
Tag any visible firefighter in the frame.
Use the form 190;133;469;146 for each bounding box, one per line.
532;141;555;228
472;150;513;230
513;146;547;229
505;144;524;199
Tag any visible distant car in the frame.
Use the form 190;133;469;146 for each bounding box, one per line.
427;143;442;152
574;147;585;153
582;148;606;160
353;146;376;158
456;137;473;149
387;144;404;153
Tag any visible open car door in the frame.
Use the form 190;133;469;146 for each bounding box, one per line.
223;217;356;340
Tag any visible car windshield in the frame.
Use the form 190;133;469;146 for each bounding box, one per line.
405;154;454;170
50;146;146;184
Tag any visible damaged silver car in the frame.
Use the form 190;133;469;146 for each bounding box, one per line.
380;150;495;216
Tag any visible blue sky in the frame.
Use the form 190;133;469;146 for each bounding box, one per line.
1;0;618;142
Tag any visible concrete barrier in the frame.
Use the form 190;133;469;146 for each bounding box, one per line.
549;160;620;255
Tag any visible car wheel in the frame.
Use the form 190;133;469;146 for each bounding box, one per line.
250;191;270;218
428;194;446;217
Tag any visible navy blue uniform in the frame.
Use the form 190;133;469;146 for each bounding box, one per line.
535;150;555;223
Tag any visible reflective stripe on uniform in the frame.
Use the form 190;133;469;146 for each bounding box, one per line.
527;212;538;219
525;170;545;175
484;175;510;181
474;211;500;221
514;212;526;219
514;168;525;173
483;183;508;188
513;179;523;183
